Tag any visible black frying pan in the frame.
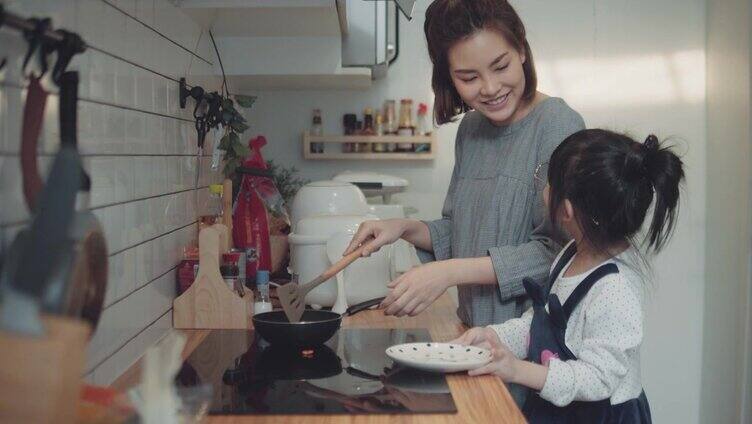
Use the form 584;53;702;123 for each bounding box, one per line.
252;297;385;347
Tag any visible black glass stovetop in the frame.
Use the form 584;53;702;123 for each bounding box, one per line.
175;328;457;415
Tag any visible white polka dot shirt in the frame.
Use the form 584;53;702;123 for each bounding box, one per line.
488;240;645;407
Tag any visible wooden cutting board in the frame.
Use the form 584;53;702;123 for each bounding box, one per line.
173;227;253;329
211;223;231;254
222;179;233;240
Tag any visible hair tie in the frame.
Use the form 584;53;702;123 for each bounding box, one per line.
643;134;660;152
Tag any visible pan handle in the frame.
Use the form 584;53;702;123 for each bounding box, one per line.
345;365;382;381
345;297;385;316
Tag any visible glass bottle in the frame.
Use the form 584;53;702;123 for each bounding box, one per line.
253;270;272;315
374;112;386;152
383;100;397;152
415;102;432;153
343;113;357;153
353;121;363;153
383;100;397;133
361;108;375;153
397;98;415;152
200;184;224;227
310;108;324;154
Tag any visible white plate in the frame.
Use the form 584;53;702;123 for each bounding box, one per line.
385;342;492;373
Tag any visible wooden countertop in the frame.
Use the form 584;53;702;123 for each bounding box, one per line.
112;294;526;423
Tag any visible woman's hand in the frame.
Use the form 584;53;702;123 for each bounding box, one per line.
450;327;503;351
343;219;408;257
467;336;521;382
380;261;454;317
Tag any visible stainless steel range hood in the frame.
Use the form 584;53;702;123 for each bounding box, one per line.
340;0;407;79
394;0;416;20
173;0;414;89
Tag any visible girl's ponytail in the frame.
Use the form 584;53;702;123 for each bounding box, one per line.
642;135;685;251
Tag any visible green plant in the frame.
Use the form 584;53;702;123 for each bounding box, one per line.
265;160;309;206
218;94;257;178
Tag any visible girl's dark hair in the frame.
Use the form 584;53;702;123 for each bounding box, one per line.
424;0;537;124
547;129;685;253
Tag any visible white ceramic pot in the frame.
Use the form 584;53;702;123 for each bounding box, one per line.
290;181;370;231
288;215;391;308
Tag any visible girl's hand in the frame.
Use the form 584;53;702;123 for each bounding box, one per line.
343;219;408;257
380;261;452;317
468;335;520;382
450;327;502;351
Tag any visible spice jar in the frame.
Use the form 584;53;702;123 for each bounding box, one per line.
220;263;239;291
360;108;375;152
383;100;397;152
343;113;357;153
374;112;386;152
383;100;397;133
415;102;431;153
310;108;324;154
397;98;415;151
352;121;363;152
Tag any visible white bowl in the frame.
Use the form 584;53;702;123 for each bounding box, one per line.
386;343;493;373
290;181;369;230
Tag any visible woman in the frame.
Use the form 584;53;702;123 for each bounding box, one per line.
344;0;585;327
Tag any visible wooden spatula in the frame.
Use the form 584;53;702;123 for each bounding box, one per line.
278;242;369;323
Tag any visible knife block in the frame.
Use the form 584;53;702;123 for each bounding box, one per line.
0;315;90;423
173;226;254;329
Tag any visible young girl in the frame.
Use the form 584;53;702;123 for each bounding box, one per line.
454;129;685;422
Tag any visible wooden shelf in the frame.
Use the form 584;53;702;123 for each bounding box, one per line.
302;132;436;160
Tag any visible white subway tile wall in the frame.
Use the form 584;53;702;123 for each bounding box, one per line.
0;0;221;386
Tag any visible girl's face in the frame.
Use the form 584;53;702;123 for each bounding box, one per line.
448;28;527;126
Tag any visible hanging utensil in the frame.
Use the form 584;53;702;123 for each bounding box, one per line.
10;69;107;332
0;144;81;336
44;70;107;330
20;75;47;210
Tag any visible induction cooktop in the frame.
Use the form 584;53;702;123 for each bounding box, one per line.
175;328;457;415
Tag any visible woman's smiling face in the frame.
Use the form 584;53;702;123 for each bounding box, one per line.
448;28;528;126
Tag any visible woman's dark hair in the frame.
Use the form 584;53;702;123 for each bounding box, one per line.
547;129;685;253
424;0;537;125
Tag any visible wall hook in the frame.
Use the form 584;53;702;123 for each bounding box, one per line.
22;17;54;78
179;77;189;109
179;78;206;109
51;29;85;85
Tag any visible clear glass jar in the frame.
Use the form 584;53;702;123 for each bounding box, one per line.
383;100;397;134
200;184;224;226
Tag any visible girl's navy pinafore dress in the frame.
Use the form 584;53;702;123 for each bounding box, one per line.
521;244;652;423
